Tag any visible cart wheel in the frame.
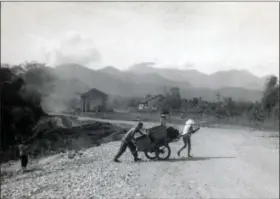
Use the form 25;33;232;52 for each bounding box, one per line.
157;144;171;160
144;150;159;160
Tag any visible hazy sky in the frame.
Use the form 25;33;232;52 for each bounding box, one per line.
1;2;279;76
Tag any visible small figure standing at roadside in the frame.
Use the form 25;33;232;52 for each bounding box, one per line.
177;119;200;158
180;112;184;119
160;114;168;127
18;143;29;172
113;122;145;163
160;110;170;123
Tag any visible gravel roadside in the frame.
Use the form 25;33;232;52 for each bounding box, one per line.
1;127;279;199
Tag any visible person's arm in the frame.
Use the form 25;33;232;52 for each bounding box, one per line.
190;126;200;134
137;129;146;136
132;129;146;143
131;129;138;143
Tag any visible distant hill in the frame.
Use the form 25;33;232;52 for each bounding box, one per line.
53;63;265;102
127;63;268;90
99;66;122;76
55;64;189;97
98;65;192;88
209;70;265;90
127;63;208;87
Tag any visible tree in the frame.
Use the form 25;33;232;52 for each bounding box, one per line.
0;64;47;151
223;97;236;116
0;67;14;83
191;97;199;108
261;75;279;116
165;87;182;110
24;63;57;91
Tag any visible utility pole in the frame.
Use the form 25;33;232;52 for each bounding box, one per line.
216;92;222;124
216;92;221;102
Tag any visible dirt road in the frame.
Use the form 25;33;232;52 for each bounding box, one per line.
1;125;279;199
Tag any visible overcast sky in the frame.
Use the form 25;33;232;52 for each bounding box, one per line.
1;2;279;77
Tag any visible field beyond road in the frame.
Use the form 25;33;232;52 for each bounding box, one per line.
1;119;279;199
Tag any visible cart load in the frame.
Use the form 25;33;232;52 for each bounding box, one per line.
166;127;180;140
149;125;167;142
135;125;166;151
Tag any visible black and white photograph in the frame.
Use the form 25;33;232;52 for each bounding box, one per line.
0;1;279;198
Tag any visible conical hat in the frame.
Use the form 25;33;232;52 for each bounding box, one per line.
185;119;196;125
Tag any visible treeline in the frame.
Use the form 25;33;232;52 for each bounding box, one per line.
124;77;279;125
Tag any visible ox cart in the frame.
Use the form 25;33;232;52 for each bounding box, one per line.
134;125;181;160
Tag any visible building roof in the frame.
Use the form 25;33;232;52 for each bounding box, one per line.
81;88;108;99
139;94;165;104
160;110;170;115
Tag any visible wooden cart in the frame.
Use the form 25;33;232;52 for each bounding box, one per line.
135;125;180;160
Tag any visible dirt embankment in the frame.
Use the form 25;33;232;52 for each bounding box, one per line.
0;115;132;163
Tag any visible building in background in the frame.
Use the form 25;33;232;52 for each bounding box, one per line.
80;88;108;112
138;94;165;111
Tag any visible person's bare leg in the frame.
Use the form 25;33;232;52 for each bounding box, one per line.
177;137;187;157
127;141;141;161
114;141;128;162
187;136;192;157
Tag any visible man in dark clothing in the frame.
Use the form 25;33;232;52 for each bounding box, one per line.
114;122;145;162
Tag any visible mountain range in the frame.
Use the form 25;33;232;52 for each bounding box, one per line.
53;63;271;102
125;62;269;90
